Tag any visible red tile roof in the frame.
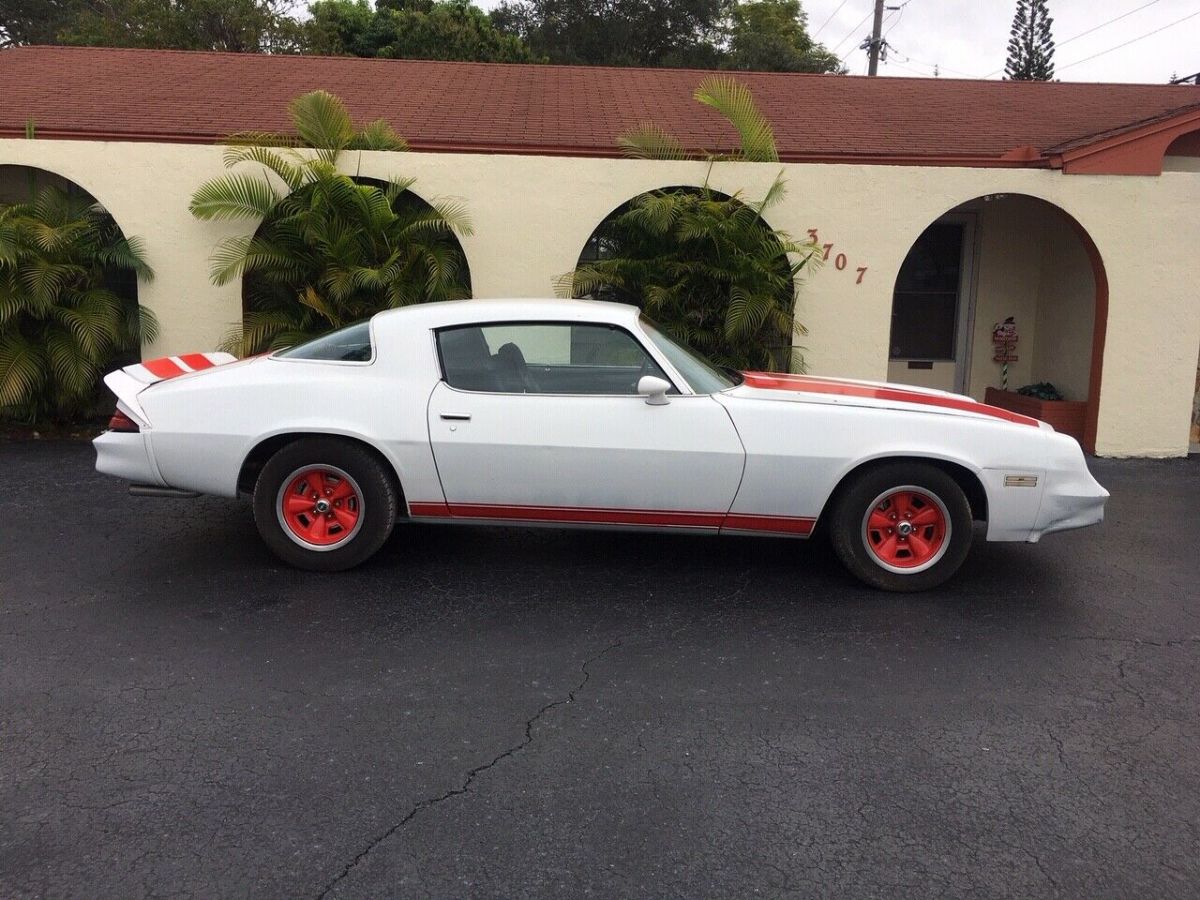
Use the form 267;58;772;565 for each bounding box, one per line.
2;45;1199;165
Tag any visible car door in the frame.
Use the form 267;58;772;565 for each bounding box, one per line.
425;321;745;530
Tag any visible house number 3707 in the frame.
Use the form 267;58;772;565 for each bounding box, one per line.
807;229;868;284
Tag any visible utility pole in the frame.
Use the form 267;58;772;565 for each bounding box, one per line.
867;0;885;75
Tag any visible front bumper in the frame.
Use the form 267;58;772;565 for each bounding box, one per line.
1028;470;1109;541
94;430;164;486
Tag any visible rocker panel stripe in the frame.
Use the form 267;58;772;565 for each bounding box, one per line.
408;501;815;535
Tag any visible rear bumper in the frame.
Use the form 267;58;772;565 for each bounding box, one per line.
94;430;164;486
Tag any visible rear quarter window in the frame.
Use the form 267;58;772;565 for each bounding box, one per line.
274;322;373;362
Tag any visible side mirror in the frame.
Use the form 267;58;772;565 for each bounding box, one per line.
637;375;671;406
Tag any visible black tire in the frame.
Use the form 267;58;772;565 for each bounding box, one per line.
252;437;398;572
829;461;973;592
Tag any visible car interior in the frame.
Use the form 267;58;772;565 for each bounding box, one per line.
437;324;674;395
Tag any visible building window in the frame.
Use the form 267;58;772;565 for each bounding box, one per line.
889;222;965;360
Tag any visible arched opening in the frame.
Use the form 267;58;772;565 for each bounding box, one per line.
0;164;150;422
888;194;1108;453
237;175;471;354
1163;129;1200;172
570;186;801;372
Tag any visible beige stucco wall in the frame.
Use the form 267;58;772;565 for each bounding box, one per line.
0;137;1197;457
1031;214;1096;403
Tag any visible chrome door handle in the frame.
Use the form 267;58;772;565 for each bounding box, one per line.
440;413;471;421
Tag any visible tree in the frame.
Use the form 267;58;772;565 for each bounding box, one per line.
0;0;86;47
490;0;731;68
189;91;473;355
0;186;157;422
1004;0;1055;81
302;0;538;62
559;77;820;372
3;0;302;52
725;0;843;74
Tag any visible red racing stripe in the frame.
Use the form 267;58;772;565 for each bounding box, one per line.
178;353;218;371
740;372;1039;427
447;503;725;528
409;501;451;517
142;357;184;378
408;501;815;535
722;513;815;535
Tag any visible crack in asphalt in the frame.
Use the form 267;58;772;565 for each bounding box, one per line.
313;637;626;899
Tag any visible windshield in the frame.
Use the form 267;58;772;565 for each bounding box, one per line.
638;317;737;394
274;321;373;362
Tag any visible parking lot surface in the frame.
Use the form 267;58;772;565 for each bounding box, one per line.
1;441;1197;898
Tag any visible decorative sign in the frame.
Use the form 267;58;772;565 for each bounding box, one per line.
992;317;1018;389
807;229;868;285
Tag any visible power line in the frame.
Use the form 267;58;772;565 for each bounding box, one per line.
830;7;876;55
1058;8;1200;72
813;0;852;39
888;49;977;78
1058;0;1163;48
982;0;1168;78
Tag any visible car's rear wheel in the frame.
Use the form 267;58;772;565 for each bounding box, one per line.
829;462;973;592
253;437;397;571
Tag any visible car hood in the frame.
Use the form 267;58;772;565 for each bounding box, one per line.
728;372;1044;429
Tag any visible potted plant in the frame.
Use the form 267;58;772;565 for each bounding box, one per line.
984;382;1087;441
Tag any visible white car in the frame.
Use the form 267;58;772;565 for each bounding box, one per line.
94;298;1107;591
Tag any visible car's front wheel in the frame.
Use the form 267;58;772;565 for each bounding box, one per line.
829;462;973;592
253;437;398;571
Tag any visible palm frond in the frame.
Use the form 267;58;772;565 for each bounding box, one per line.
618;124;691;161
0;332;46;411
96;236;154;281
225;130;301;149
694;75;779;163
189;174;282;222
351;119;409;152
222;145;305;191
289;90;354;161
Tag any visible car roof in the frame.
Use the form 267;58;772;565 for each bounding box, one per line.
371;297;642;331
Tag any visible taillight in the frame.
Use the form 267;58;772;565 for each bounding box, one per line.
108;408;140;433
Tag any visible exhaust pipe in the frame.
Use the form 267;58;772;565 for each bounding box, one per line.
129;484;201;499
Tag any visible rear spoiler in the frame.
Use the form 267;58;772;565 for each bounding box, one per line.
104;352;237;426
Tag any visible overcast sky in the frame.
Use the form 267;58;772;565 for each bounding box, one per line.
474;0;1200;84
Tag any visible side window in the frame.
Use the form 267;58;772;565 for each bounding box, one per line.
437;322;672;395
275;321;373;362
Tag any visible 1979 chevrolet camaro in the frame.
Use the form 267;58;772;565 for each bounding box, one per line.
94;298;1107;591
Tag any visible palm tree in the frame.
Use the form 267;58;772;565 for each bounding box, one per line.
190;91;473;355
560;76;818;372
0;186;156;422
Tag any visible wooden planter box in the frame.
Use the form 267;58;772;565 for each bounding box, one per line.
985;388;1087;442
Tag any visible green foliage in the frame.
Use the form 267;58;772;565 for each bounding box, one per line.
1005;0;1055;81
302;0;539;62
0;186;157;422
560;186;815;371
561;76;819;372
491;0;841;71
1017;382;1064;401
725;0;844;74
190;90;473;355
2;0;301;51
0;0;86;47
490;0;731;68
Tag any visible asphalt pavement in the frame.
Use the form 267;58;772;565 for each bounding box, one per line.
1;441;1197;899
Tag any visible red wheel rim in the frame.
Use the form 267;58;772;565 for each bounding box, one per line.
277;466;363;549
862;487;949;572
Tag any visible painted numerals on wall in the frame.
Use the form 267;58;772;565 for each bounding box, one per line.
807;229;868;284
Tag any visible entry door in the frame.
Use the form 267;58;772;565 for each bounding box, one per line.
425;321;745;529
888;215;976;393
